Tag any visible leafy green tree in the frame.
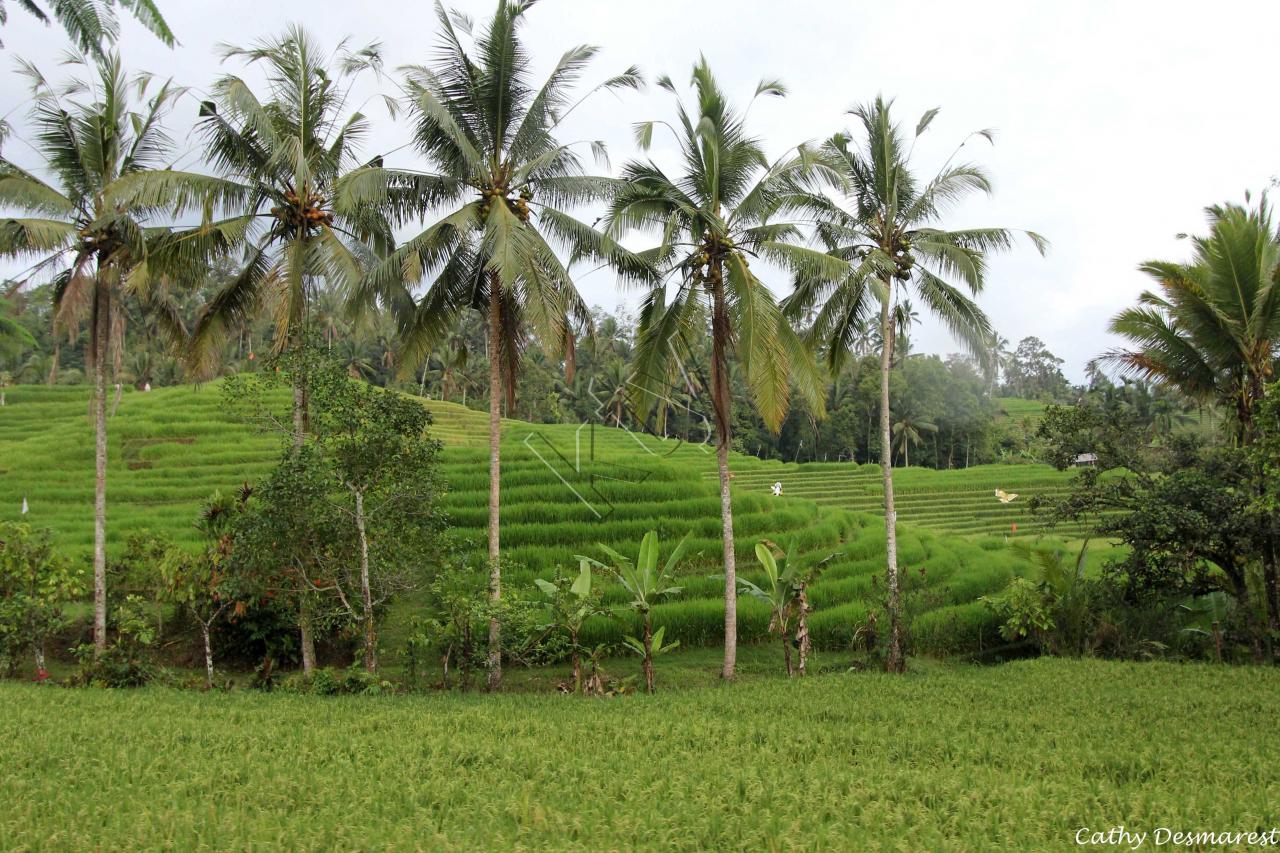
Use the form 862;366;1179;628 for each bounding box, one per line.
1036;407;1271;660
157;489;250;689
227;354;446;673
787;96;1045;671
0;521;82;677
604;59;834;679
0;0;173;56
352;0;646;690
584;530;690;693
0;55;221;654
304;362;447;672
1005;336;1069;400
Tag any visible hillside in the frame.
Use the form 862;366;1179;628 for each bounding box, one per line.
0;382;1102;652
996;396;1048;427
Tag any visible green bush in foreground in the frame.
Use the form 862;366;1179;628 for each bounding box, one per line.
1;659;1276;850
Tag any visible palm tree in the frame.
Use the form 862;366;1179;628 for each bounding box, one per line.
1099;195;1280;634
127;27;394;448
787;97;1045;672
0;55;217;654
0;295;35;361
351;0;648;690
604;59;835;679
985;331;1011;393
0;0;173;56
893;297;920;363
892;413;936;467
1100;197;1280;442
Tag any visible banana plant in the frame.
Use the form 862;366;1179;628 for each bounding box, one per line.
621;625;679;690
1178;591;1233;663
740;540;802;675
534;560;605;694
581;530;690;693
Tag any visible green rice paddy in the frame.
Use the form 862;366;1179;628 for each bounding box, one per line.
1;658;1275;850
0;383;1112;653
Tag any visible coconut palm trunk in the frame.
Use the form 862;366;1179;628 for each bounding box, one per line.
710;271;738;680
878;288;905;673
91;279;110;656
355;489;377;672
486;278;503;690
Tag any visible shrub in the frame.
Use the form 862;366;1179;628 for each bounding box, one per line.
281;665;394;696
71;595;160;688
911;602;1006;657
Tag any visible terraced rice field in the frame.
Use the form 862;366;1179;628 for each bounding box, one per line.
718;460;1094;538
1;382;1098;653
996;396;1048;427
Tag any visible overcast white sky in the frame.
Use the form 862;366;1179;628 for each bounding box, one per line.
2;0;1277;379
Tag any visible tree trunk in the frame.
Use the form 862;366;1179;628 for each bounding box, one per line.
47;341;59;385
795;583;811;677
91;282;110;657
642;611;655;694
486;277;503;691
299;598;316;675
570;628;582;694
1231;578;1265;664
710;274;737;680
33;640;46;675
782;631;793;677
879;289;906;673
355;489;376;673
201;622;214;690
1263;537;1280;647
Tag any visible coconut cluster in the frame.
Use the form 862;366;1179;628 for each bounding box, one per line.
892;235;914;281
478;185;533;223
272;189;333;229
686;232;737;285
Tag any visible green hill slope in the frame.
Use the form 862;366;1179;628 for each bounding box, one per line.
0;382;1101;652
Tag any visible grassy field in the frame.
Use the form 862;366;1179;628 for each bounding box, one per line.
1;658;1275;850
0;382;1117;655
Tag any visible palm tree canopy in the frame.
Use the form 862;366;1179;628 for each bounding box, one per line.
348;0;649;401
1098;196;1280;421
604;57;837;431
0;296;35;357
786;95;1046;373
112;26;395;375
0;0;174;57
0;53;210;363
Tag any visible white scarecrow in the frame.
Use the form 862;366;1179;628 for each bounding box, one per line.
771;481;783;497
